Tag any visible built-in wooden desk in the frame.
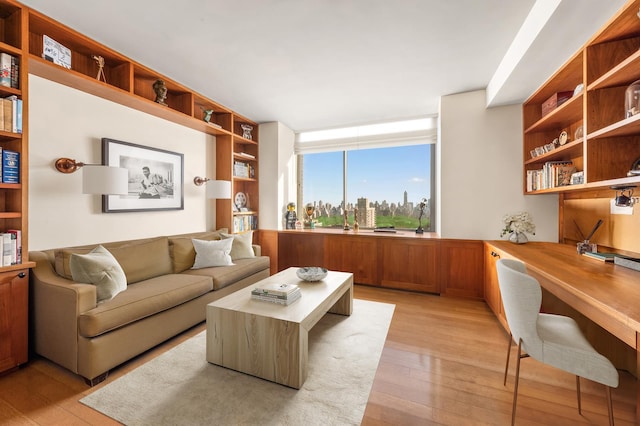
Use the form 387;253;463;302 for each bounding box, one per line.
484;241;640;419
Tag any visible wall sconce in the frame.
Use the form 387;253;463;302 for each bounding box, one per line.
611;185;636;207
55;157;129;195
194;177;231;199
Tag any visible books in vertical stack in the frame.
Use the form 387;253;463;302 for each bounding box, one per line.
251;283;301;305
2;149;19;183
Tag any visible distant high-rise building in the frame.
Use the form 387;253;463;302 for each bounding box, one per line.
403;190;408;206
357;197;376;228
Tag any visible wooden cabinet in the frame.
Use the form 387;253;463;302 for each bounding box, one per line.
377;238;437;292
439;240;483;298
523;0;640;194
483;242;508;331
275;230;485;297
325;235;378;285
24;5;259;234
0;269;28;374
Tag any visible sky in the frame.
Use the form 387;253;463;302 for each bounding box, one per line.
303;145;431;207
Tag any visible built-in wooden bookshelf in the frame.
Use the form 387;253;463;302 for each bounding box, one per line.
24;4;260;234
523;0;640;194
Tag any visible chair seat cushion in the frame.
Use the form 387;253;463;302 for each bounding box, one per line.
78;274;213;338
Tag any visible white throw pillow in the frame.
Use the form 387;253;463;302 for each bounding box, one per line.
221;231;255;260
69;245;127;303
191;238;234;269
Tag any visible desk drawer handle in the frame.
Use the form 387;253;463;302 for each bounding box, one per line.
491;251;500;258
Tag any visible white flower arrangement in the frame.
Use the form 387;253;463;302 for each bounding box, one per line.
500;211;536;238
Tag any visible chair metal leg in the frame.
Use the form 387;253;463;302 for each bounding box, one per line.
606;386;614;426
511;339;523;426
576;376;581;414
504;333;513;386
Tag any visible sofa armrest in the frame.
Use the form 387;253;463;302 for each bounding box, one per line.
30;251;98;374
252;244;261;257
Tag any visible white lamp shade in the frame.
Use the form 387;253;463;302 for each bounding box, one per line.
206;180;231;199
82;166;129;195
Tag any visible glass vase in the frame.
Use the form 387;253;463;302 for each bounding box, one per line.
508;232;528;244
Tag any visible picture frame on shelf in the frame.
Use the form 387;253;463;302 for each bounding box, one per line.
102;138;184;213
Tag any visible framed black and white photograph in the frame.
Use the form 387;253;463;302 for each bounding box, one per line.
102;138;184;212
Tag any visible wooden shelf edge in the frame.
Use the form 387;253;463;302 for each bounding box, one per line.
524;93;583;134
588;114;640;139
233;210;257;216
28;56;235;138
0;262;35;272
588;49;640;91
0;212;21;218
525;175;640;195
0;183;21;189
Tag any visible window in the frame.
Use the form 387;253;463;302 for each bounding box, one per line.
297;118;436;231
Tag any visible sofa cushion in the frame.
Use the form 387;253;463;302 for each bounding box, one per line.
183;256;270;290
221;231;256;260
78;274;213;338
69;245;127;303
192;238;234;269
169;231;224;273
55;237;172;284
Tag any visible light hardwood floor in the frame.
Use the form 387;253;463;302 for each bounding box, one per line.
0;285;636;425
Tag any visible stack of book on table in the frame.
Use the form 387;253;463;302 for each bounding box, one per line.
251;283;301;305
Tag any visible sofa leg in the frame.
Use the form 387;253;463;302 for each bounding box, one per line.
84;371;109;386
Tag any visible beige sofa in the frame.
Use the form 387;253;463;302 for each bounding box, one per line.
29;230;270;385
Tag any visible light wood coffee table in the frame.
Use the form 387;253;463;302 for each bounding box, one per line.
206;267;353;389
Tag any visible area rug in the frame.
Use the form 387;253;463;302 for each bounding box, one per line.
80;299;394;425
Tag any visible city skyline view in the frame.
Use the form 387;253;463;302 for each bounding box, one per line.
302;144;431;208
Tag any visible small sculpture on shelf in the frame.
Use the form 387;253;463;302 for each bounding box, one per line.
241;124;253;140
201;108;214;123
152;79;168;106
343;208;350;231
353;208;359;232
92;55;106;83
416;198;428;234
285;202;297;229
305;203;316;229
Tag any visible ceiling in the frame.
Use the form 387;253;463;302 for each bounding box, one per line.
20;0;627;132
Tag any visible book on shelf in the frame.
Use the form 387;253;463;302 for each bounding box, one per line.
233;215;257;233
526;161;577;192
2;149;19;183
0;53;12;88
10;55;18;89
253;282;299;297
1;232;15;266
6;229;21;264
233;160;249;178
582;251;618;262
1;97;11;132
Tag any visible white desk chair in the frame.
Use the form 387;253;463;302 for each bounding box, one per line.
496;258;618;425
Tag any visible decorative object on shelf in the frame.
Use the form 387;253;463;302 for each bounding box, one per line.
285;202;297;229
558;130;568;146
305;203;316;229
93;55;106;83
500;211;535;244
575;219;602;255
201;108;213;123
296;267;328;282
102;138;184;212
574;125;584;140
241;124;253;140
152;79;168;106
193;177;231;199
573;83;584;96
353;208;359;232
416;198;428;234
628;157;640;176
534;146;545;156
54;157;128;195
541;91;573;117
234;191;248;211
43;34;71;69
543;142;555;153
570;171;584;185
611;185;636;207
530;149;538;159
625;79;640;118
343;208;350;231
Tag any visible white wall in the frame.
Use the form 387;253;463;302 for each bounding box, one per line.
438;89;558;241
258;121;296;230
28;75;217;250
